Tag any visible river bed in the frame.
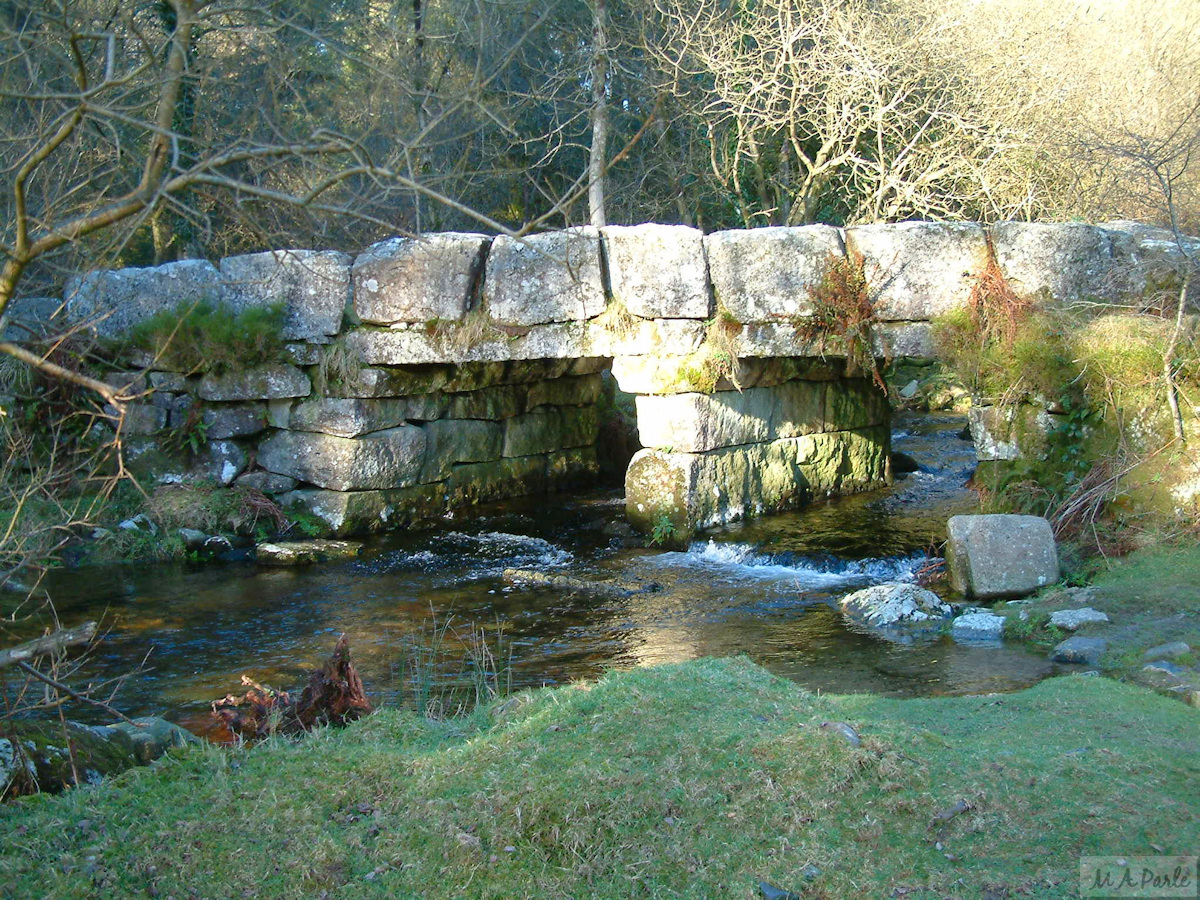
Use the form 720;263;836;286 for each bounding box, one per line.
24;414;1058;731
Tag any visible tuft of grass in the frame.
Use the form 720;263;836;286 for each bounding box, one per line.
395;612;513;720
592;295;640;342
128;300;286;374
429;304;502;363
314;333;363;395
0;658;1196;898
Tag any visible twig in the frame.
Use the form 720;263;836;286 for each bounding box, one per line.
14;660;139;726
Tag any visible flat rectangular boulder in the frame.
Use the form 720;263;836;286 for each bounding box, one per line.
705;225;844;324
947;514;1060;599
483;229;606;326
352;233;489;325
626;426;889;539
990;222;1116;303
602;224;711;319
634;381;826;453
846;222;988;321
258;426;427;491
218;250;351;341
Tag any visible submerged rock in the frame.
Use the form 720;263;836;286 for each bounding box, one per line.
951;612;1006;642
502;568;661;600
1050;636;1107;665
256;539;363;566
839;583;952;628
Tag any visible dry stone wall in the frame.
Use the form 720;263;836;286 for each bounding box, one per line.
19;219;1192;538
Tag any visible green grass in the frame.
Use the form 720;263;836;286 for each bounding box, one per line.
2;657;1196;899
127;300;286;375
995;543;1200;681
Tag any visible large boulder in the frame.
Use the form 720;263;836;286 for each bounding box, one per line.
201;402;268;439
419;419;505;482
258;426;427;491
287;397;421;438
1;295;60;342
526;373;605;409
1100;221;1200;307
352;233;489;325
968;404;1062;461
846;222;988;321
218;249;351;340
633;382;826;453
704;225;844;324
840;583;953;628
198;363;311;402
344;318;705;366
626;427;889;539
2;717;198;797
611;355;841;395
946;514;1059;599
502;407;598;458
279;484;446;535
483;229;606;326
601;224;711;319
66;251;350;341
192;440;250;486
873;322;937;359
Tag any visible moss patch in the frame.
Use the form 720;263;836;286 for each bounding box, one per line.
127;301;287;375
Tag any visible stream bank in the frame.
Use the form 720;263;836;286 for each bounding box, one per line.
1;657;1196;899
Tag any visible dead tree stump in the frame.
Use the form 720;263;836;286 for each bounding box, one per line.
211;635;372;741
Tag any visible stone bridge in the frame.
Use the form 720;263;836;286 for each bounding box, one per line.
16;220;1190;539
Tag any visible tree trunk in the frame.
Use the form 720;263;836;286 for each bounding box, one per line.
588;0;608;227
411;0;427;229
1164;274;1190;446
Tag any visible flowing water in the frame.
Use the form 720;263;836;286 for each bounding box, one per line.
22;413;1058;731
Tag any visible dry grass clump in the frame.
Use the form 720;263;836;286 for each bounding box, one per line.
801;251;885;391
145;482;287;536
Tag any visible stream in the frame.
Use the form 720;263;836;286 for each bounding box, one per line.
24;413;1057;732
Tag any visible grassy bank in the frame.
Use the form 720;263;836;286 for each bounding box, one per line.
994;544;1200;685
2;657;1196;899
